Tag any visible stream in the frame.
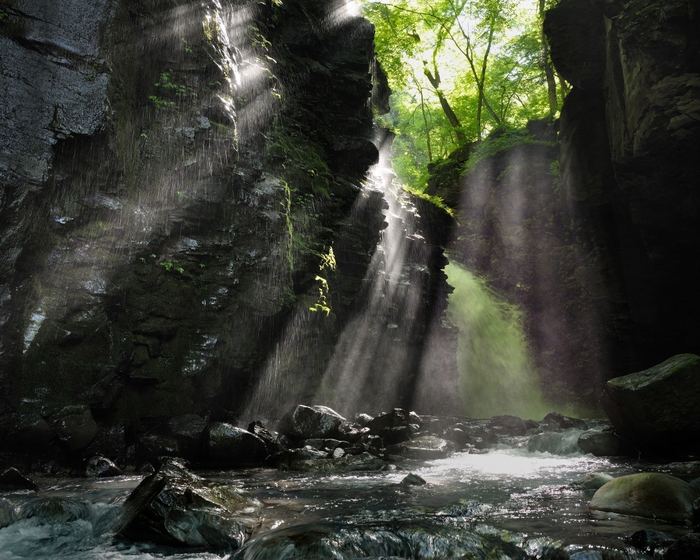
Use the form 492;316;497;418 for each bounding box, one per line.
0;429;696;559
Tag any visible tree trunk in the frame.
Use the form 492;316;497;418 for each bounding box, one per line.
423;63;467;144
539;0;558;118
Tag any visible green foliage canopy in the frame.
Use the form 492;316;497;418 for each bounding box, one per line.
362;0;561;191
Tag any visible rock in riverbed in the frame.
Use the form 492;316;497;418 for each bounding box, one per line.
589;472;700;523
602;353;700;457
117;458;261;549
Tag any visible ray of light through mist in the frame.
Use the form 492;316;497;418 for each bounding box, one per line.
445;262;547;420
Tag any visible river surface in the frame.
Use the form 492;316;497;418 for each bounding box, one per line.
0;436;696;559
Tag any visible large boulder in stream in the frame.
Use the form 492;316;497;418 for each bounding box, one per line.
602;354;700;456
203;423;269;467
589;472;700;523
278;405;346;440
117;458;262;549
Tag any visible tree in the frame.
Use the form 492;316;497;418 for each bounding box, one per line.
363;0;561;190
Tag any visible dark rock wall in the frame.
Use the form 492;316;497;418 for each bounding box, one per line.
0;0;455;460
444;0;699;409
547;0;700;370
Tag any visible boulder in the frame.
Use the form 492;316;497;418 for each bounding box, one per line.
203;423;269;467
577;431;623;456
248;421;285;454
540;412;588;431
442;427;474;448
625;529;674;554
169;414;208;455
589;472;700;523
387;435;456;460
664;533;700;560
136;434;180;460
366;408;422;433
400;473;427;487
354;413;373;427
602;354;700;456
488;415;528;436
278;405;346;440
85;455;123;478
571;472;614;492
0;467;39;491
50;405;99;451
117;458;261;549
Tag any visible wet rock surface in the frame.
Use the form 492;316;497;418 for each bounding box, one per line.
203;423;269;467
278;405;347;441
589;472;700;523
602;354;700;456
0;467;39;491
85;455;123;478
117;458;262;549
2;0;451;455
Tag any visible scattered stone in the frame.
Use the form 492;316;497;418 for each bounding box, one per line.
248;420;285;454
136;434;179;460
303;438;325;450
473;427;499;449
278;405;346;440
203;422;269;467
602;354;700;457
379;425;413;445
442;427;473;448
577;431;623;456
664;533;700;560
540;412;588;431
388;435;456;460
117;458;261;549
367;408;420;434
0;467;39;491
289;452;387;473
488;415;528;436
137;462;155;475
400;473;427;487
85;455;123;478
571;472;614;492
625;529;674;554
354;413;373;426
337;421;364;442
332;447;345;459
169;414;208;454
589;472;700;522
51;405;99;451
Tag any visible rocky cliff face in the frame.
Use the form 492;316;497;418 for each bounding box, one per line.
547;0;700;370
441;0;699;408
0;0;453;462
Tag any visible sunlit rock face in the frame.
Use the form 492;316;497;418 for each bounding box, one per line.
0;0;456;460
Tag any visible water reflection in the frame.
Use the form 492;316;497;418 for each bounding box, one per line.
0;449;695;559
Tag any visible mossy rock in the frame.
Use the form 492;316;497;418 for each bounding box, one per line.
589;472;700;522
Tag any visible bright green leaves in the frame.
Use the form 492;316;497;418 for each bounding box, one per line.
362;0;560;193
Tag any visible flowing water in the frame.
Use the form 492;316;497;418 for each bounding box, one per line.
1;432;695;559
